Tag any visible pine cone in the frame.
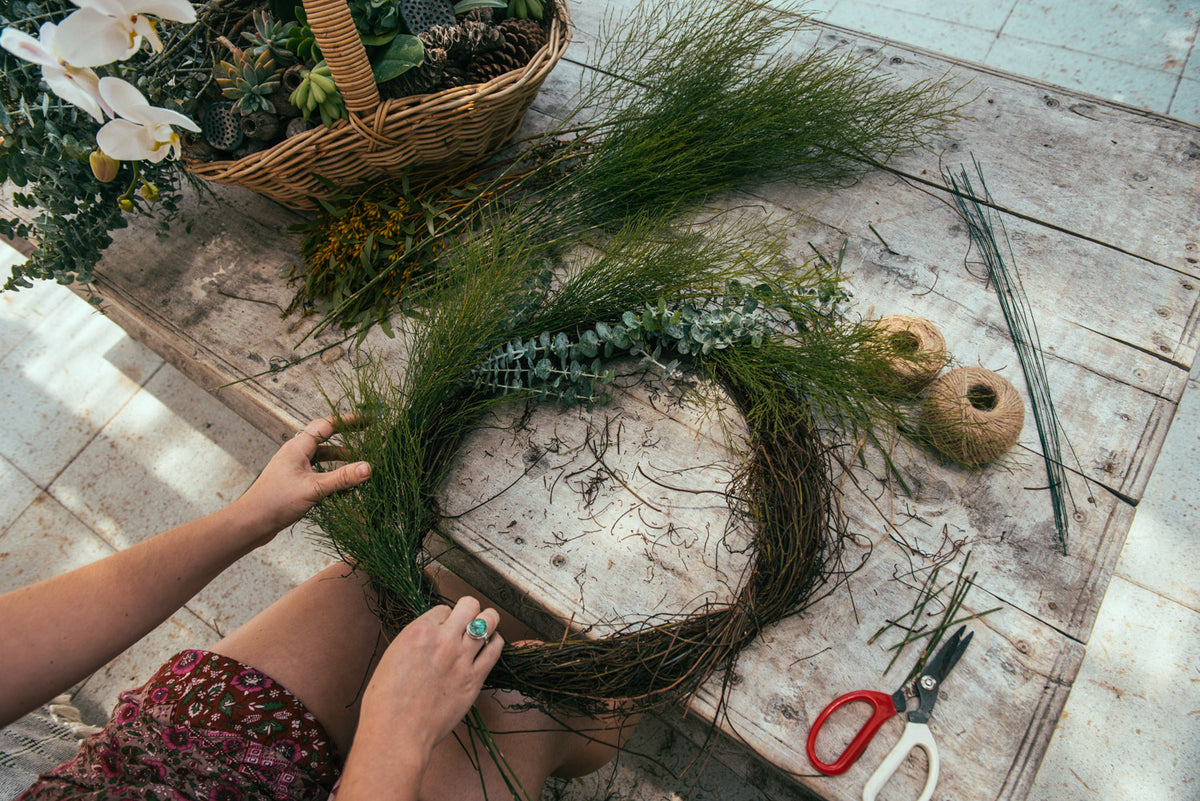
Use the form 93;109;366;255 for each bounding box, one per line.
461;20;504;55
466;18;545;83
467;49;523;83
380;47;448;98
498;17;547;64
443;65;471;88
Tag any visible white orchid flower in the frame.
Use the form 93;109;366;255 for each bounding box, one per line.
55;0;196;67
0;23;111;122
96;76;198;162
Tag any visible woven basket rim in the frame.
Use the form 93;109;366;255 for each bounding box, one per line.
185;4;572;180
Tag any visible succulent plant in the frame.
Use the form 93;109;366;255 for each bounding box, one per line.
288;61;347;128
506;0;544;21
242;9;301;66
214;40;284;115
349;0;404;45
286;8;322;63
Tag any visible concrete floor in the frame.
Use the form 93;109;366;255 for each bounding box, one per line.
2;1;1199;799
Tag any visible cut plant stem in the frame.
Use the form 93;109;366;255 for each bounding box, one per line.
878;552;997;683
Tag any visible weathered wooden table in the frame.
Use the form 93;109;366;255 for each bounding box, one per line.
16;5;1198;800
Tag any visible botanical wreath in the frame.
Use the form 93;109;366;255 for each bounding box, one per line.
307;212;919;718
288;0;967;730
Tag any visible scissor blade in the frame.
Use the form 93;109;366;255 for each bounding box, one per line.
925;626;973;683
911;626;973;721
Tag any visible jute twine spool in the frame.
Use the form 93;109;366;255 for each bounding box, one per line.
875;314;947;395
921;366;1025;466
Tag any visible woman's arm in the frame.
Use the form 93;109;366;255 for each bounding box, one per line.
0;416;371;728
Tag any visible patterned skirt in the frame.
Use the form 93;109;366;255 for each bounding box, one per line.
17;650;342;801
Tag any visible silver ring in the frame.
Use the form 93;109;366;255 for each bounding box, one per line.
466;617;490;642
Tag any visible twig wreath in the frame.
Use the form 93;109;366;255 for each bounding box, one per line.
310;212;919;717
297;0;965;773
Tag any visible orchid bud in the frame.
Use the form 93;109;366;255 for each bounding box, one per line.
118;196;135;212
139;182;160;203
89;150;120;182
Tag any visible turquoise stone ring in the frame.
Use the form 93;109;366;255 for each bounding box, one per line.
466;617;490;641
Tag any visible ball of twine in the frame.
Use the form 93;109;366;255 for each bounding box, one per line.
921;366;1025;466
874;314;947;395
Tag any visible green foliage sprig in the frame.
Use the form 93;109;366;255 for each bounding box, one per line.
299;0;963;336
468;276;850;407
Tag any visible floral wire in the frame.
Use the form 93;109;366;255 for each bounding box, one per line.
943;158;1083;555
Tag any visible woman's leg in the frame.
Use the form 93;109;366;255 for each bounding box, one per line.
210;562;386;755
418;690;639;801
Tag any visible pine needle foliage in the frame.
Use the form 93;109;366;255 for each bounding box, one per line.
536;0;965;230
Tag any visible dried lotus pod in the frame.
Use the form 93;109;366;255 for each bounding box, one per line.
400;0;454;34
202;101;244;151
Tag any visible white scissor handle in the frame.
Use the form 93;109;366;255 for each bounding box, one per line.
862;721;939;801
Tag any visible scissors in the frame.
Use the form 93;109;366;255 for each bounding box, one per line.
805;626;973;801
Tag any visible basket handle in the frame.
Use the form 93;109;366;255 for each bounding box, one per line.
302;0;381;113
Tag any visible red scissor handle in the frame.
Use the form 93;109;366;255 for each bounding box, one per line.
806;689;900;775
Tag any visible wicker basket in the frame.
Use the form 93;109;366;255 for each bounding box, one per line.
185;0;571;210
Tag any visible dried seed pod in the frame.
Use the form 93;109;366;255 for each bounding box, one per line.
285;117;314;138
380;47;448;98
241;111;281;141
400;0;454;34
201;101;244;151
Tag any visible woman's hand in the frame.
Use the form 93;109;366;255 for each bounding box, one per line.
230;415;371;545
366;597;503;753
336;598;503;800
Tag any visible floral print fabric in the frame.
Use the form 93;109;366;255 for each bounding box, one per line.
17;650;341;800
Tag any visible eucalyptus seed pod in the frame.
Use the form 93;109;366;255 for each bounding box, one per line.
241;111;281;141
282;64;306;92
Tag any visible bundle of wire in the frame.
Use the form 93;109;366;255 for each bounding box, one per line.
943;159;1075;554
